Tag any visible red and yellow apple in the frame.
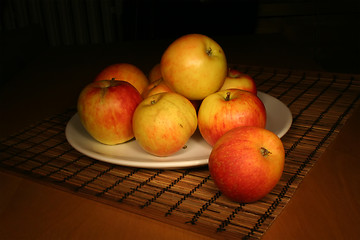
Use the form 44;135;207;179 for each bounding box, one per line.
198;89;266;146
141;78;173;98
132;92;197;157
94;63;149;94
220;68;257;94
148;63;162;83
77;80;142;145
209;126;285;203
160;34;227;100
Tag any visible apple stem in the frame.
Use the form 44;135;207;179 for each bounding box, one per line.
225;92;231;101
260;147;271;157
206;47;212;56
151;100;156;105
110;77;116;86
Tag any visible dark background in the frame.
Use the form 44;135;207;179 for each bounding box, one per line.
1;0;359;86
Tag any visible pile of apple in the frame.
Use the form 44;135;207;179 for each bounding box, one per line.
77;34;285;203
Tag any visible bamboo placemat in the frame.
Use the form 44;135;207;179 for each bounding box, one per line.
1;66;359;239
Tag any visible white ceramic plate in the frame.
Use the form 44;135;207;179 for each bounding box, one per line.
65;92;292;169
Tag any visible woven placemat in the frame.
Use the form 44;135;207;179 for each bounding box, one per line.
1;66;359;239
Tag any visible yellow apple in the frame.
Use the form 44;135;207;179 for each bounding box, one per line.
132;92;197;157
160;34;227;100
94;63;149;94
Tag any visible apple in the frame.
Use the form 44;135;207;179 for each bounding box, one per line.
142;78;173;98
198;89;266;146
132;92;197;157
94;63;149;94
209;126;285;203
160;34;227;100
148;63;162;83
220;68;257;94
77;79;142;145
